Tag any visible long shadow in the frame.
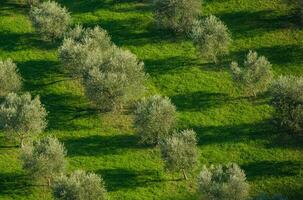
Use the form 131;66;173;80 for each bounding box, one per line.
0;0;28;16
218;10;299;39
0;172;32;197
229;44;303;73
95;168;162;192
242;160;303;180
193;119;303;150
144;56;199;75
41;93;98;131
58;0;150;14
170;91;268;112
194;120;275;146
0;32;58;52
62;134;144;157
171;91;231;112
83;16;175;47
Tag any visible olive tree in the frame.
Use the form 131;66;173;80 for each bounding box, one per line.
29;1;71;41
160;129;198;180
230;51;273;97
153;0;202;33
20;137;67;185
59;25;113;77
191;15;231;63
270;75;303;134
0;59;22;97
82;46;147;111
0;93;47;147
52;170;107;200
134;95;176;145
198;163;250;200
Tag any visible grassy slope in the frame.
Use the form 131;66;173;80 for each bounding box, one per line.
0;0;303;199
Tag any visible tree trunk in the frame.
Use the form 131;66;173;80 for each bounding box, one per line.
20;138;24;148
47;178;51;187
182;169;188;180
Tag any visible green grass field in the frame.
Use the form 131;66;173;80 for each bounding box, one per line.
0;0;303;199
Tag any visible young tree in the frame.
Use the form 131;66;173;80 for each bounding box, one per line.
153;0;202;33
134;95;176;145
270;75;303;134
191;15;231;63
20;137;67;186
230;51;273;97
29;1;71;41
160;129;198;180
0;59;22;97
59;25;113;77
198;163;250;200
0;93;47;147
52;170;107;200
82;46;147;111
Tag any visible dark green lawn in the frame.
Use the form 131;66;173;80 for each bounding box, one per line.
0;0;302;199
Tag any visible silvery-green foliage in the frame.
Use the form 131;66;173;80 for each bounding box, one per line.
230;51;273;97
52;170;107;200
198;163;250;200
26;0;44;7
270;75;303;134
153;0;202;33
59;25;112;77
160;129;198;179
0;93;47;146
20;137;67;185
30;1;71;41
134;95;176;145
0;59;22;97
82;47;147;111
191;15;231;62
254;194;287;200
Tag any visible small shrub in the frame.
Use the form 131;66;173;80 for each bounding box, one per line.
0;59;22;97
134;95;176;145
0;93;47;147
153;0;202;33
82;46;147;111
230;51;273;97
59;25;112;77
160;129;198;180
52;170;107;200
198;163;250;200
20;137;67;185
30;1;71;41
270;75;303;134
191;15;231;62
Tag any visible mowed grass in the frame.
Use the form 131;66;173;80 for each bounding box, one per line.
0;0;303;199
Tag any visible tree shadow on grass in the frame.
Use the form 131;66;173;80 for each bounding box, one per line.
41;93;99;131
144;56;200;75
96;168;165;192
242;160;303;181
58;0;150;14
0;172;32;197
193;119;302;150
0;32;58;52
17;60;65;92
229;44;303;73
62;134;144;157
171;92;231;112
218;10;300;39
83;17;175;47
170;91;268;112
